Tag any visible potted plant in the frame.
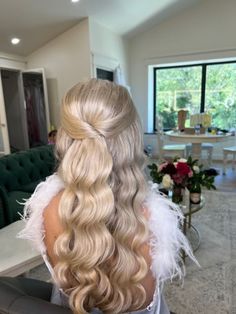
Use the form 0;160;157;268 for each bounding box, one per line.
148;158;193;204
148;157;217;204
186;157;217;204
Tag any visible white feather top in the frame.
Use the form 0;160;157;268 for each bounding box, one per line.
145;183;197;282
18;173;197;312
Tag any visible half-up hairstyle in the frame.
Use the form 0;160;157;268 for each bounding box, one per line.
54;79;149;313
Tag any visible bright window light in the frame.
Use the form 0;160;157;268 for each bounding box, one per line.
11;38;20;45
71;0;80;3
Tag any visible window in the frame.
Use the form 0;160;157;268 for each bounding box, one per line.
154;61;236;130
96;68;114;81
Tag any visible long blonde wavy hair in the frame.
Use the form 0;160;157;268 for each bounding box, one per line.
54;79;149;314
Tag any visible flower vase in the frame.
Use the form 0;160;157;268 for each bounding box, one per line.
189;184;201;204
190;192;201;204
172;186;183;204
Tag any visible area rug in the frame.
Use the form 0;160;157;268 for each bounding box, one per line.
164;190;236;314
28;190;236;314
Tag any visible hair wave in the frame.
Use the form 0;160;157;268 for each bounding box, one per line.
54;79;149;313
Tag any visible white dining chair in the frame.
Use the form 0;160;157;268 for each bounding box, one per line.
223;146;236;174
186;143;213;166
156;116;186;160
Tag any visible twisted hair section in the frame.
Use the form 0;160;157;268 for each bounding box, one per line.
54;79;149;313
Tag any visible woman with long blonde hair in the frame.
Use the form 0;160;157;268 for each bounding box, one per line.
19;79;196;314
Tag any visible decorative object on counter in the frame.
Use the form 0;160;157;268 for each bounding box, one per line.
144;144;153;157
178;109;188;131
190;113;212;129
184;127;205;135
148;157;217;204
194;124;201;135
201;113;212;128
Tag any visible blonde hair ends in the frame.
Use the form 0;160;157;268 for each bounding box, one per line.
54;79;149;313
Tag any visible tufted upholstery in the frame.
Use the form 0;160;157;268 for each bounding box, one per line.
0;145;55;228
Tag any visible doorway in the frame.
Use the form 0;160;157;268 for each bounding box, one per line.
1;69;29;152
22;72;48;148
0;68;50;154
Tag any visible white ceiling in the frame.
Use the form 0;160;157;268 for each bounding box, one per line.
0;0;200;56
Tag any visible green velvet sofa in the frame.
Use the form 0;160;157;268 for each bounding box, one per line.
0;145;55;228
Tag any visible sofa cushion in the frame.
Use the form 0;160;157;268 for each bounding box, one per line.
0;197;5;229
0;145;55;193
15;148;54;183
0;145;55;226
20;180;43;193
0;187;8;228
0;158;28;192
7;191;32;223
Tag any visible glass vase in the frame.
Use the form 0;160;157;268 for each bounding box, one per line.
189;184;201;204
172;185;183;204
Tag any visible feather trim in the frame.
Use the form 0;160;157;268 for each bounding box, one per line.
17;173;64;253
144;183;199;282
18;175;198;286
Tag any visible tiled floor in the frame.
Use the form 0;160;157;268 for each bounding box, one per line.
165;189;236;314
213;162;236;192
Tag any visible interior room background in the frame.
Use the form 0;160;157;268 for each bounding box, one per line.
0;0;236;159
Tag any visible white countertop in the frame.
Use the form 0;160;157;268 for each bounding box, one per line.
0;220;43;276
165;130;232;143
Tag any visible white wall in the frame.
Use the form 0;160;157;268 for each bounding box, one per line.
27;19;91;128
130;0;236;159
89;19;130;85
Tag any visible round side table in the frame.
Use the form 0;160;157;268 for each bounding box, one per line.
181;196;205;261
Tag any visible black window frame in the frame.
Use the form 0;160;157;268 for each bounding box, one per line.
96;68;114;82
153;60;236;131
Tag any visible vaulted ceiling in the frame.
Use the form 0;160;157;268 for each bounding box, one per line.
0;0;201;56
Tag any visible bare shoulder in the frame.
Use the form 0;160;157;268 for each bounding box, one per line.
43;190;64;266
141;206;150;220
139;206;156;306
